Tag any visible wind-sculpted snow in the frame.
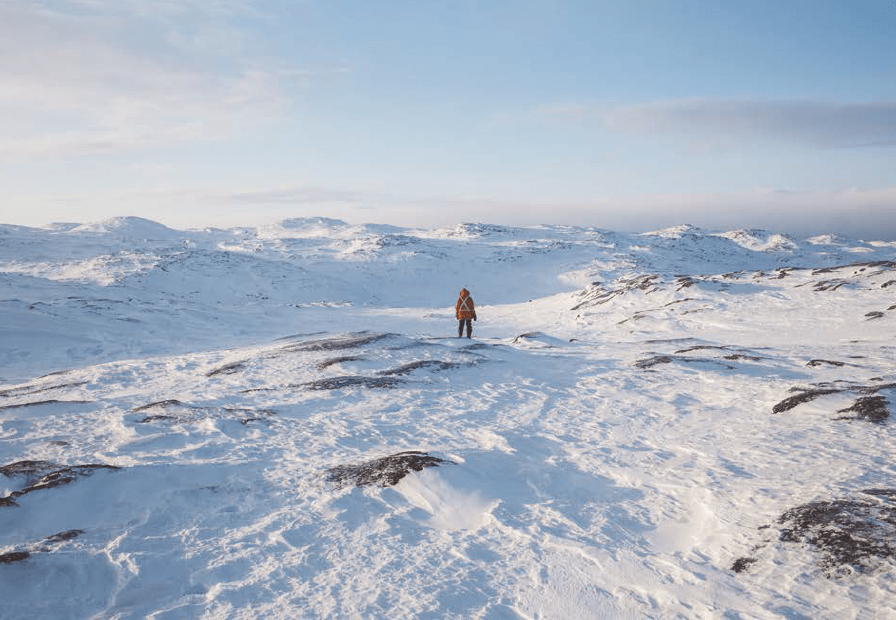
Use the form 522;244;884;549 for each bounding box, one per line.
1;217;895;618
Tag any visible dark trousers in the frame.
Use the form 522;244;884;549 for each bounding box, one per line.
458;319;472;338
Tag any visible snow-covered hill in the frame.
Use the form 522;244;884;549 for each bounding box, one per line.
0;217;894;618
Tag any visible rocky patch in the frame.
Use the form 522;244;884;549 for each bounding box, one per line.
300;376;404;390
281;332;395;353
774;268;797;279
41;529;84;547
634;355;674;369
806;359;847;367
675;276;695;290
771;388;842;414
730;557;757;573
378;360;462;376
734;489;896;577
0;461;120;508
132;400;274;424
571;274;661;310
326;451;453;489
812;279;848;291
723;353;764;362
635;354;735;370
0;399;93;411
772;382;896;418
461;343;493;351
812;260;896;275
674;345;731;354
865;311;884;320
0;381;88;399
206;361;248;377
317;356;364;370
0;529;84;566
835;395;889;424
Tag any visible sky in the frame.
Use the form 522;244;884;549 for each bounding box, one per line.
1;0;895;237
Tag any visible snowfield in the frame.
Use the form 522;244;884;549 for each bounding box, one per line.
1;216;894;619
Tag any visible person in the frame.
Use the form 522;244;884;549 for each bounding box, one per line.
455;288;477;338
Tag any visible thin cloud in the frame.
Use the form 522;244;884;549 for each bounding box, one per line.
0;0;291;160
542;99;896;149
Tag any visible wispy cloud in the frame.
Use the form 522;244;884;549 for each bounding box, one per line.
539;99;896;149
0;0;297;160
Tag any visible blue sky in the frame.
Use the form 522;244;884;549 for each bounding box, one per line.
2;0;895;236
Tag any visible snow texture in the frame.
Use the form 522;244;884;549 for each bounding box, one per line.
1;217;895;618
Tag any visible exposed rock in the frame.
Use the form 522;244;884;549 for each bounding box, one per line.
43;530;83;545
378;360;462;376
723;354;763;362
806;359;846;367
663;298;694;307
326;451;453;489
206;361;248;377
132;400;274;425
513;332;539;341
675;276;695;290
0;551;29;564
675;345;730;354
634;354;735;370
778;490;896;576
772;389;843;414
461;343;492;351
0;399;92;411
317;356;363;370
634;355;673;369
730;557;757;573
282;332;394;352
772;382;896;416
865;311;884;320
571;274;661;310
835;396;889;424
300;376;403;390
133;399;183;412
813;279;847;291
0;461;120;508
775;268;797;279
812;261;896;275
0;381;88;399
736;489;896;577
0;460;56;477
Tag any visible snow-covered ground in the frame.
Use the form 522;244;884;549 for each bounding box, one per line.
1;216;894;619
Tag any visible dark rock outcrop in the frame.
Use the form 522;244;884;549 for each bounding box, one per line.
1;461;120;508
326;451;453;489
835;395;889;424
300;376;403;390
733;489;896;577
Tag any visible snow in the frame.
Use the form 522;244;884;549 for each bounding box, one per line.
1;217;895;618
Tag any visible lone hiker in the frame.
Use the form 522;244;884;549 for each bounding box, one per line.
455;288;477;338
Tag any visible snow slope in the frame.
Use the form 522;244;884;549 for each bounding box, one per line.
1;218;894;619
